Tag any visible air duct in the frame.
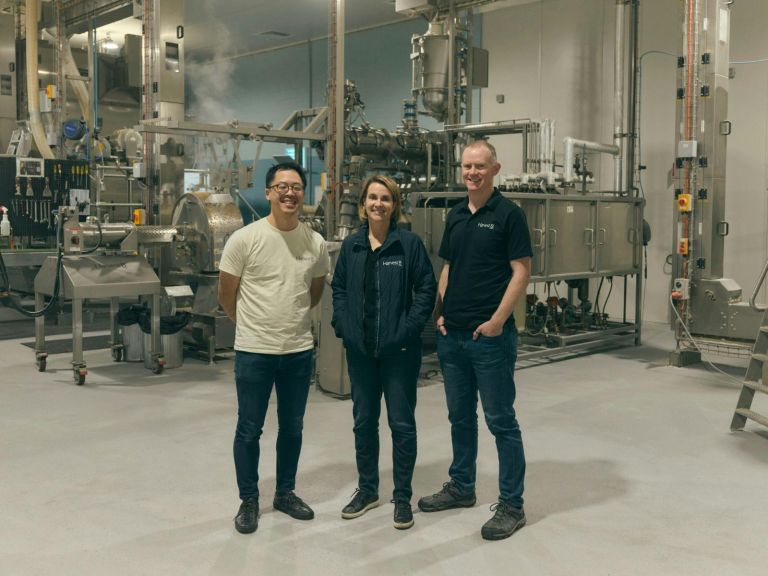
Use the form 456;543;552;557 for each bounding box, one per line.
25;0;54;159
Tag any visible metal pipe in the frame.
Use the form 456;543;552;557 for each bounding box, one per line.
79;222;135;246
231;189;260;221
330;0;345;239
447;1;456;125
749;260;768;312
613;0;626;192
92;202;145;207
629;0;642;343
563;137;620;183
625;0;640;195
443;118;539;134
465;8;473;124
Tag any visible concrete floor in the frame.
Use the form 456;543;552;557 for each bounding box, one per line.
2;322;767;576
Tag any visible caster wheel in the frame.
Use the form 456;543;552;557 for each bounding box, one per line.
111;347;123;362
151;356;166;375
74;368;87;386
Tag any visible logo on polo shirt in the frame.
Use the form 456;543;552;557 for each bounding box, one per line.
477;222;495;230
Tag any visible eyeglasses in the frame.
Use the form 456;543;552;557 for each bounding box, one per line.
269;183;304;193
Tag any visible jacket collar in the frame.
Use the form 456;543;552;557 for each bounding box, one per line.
351;221;402;251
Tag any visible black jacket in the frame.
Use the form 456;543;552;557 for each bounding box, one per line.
331;223;437;357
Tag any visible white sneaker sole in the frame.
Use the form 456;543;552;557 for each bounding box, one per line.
341;499;380;519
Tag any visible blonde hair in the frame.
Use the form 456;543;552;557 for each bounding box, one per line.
358;175;402;224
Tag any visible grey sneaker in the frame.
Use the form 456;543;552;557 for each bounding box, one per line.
341;489;380;519
234;498;259;534
417;481;476;512
481;502;526;540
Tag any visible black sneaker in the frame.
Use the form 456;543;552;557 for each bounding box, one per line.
392;500;414;530
273;491;315;520
481;502;526;541
417;481;476;512
234;498;259;534
341;489;380;519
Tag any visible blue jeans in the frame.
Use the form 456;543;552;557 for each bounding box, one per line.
436;324;525;508
346;345;421;503
233;349;313;500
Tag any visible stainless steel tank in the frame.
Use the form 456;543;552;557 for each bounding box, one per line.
170;191;243;273
412;21;450;121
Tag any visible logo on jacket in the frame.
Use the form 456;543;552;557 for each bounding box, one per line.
382;259;403;267
477;222;495;230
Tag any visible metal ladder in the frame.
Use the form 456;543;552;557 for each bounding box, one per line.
731;260;768;431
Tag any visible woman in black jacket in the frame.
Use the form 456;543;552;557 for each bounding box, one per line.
331;175;436;530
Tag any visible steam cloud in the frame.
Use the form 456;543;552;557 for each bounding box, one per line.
186;16;235;123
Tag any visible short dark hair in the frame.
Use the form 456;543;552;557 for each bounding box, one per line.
463;139;498;164
265;161;307;189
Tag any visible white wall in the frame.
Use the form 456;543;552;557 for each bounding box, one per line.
481;0;768;324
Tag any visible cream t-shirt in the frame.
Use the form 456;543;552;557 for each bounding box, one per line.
219;218;330;354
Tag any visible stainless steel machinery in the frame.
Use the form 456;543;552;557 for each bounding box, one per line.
33;210;165;385
30;186;244;383
168;191;244;359
412;191;644;359
315;0;646;394
670;0;764;365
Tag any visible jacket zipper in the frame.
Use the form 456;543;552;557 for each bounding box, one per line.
375;257;381;357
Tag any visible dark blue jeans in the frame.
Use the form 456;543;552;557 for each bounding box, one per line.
346;345;421;503
233;349;313;500
436;324;525;508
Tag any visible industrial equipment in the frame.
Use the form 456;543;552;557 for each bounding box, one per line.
0;0;649;395
315;0;645;394
32;208;164;385
670;0;764;365
168;191;243;359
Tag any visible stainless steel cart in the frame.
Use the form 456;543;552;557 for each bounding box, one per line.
33;254;164;385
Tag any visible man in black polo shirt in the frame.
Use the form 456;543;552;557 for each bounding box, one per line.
417;140;532;541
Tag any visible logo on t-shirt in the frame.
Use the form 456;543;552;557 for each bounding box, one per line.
477;222;495;230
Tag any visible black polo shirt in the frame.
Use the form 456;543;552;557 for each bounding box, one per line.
438;189;533;331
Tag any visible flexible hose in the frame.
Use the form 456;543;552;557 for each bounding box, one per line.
0;248;63;318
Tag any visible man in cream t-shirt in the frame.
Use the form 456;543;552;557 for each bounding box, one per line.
218;161;329;535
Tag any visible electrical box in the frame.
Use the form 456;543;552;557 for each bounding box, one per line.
677;193;692;212
132;161;146;178
470;47;489;88
678;238;689;256
677;140;698;158
673;278;690;300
